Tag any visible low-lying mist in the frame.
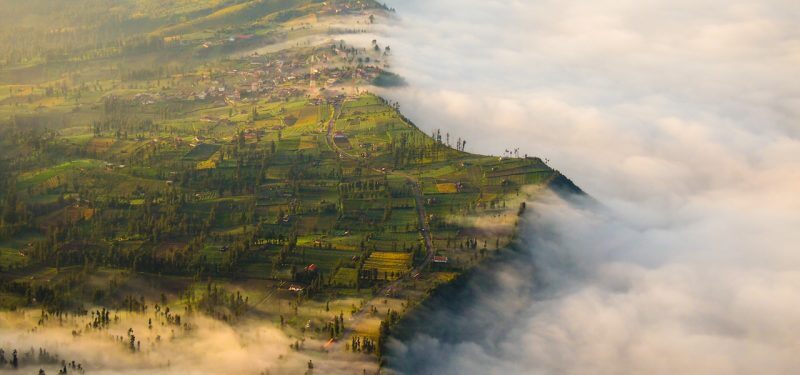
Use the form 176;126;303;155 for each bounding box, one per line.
375;0;800;373
0;310;371;374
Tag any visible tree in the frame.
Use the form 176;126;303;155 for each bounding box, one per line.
128;328;136;352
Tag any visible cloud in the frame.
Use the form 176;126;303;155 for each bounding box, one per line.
0;310;373;374
388;191;800;375
374;0;800;373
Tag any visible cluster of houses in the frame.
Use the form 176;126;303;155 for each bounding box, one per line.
320;0;381;15
121;35;389;113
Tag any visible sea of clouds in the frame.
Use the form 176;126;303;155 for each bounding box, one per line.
375;0;800;374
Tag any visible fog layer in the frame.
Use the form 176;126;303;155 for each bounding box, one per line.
379;1;800;374
0;310;372;374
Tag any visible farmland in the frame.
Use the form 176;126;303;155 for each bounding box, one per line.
0;0;581;373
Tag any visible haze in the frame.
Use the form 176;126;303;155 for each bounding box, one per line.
0;310;373;374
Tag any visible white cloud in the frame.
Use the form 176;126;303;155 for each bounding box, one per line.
377;0;800;373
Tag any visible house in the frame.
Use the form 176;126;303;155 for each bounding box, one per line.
433;255;449;264
333;132;351;148
288;285;304;292
304;264;319;273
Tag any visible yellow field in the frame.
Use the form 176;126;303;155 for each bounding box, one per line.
197;158;218;170
41;176;62;190
436;183;458;193
363;252;412;279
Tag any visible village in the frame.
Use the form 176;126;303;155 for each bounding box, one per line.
0;1;574;373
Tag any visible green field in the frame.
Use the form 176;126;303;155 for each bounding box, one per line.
0;0;581;367
184;143;221;161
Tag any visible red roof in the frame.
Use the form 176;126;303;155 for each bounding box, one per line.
305;264;319;272
433;256;449;263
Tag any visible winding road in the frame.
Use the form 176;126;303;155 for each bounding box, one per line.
324;100;433;270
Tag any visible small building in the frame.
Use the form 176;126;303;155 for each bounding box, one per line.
333;131;348;141
288;285;304;292
433;255;449;264
333;131;351;149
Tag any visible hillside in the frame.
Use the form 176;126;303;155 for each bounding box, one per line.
0;0;577;372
